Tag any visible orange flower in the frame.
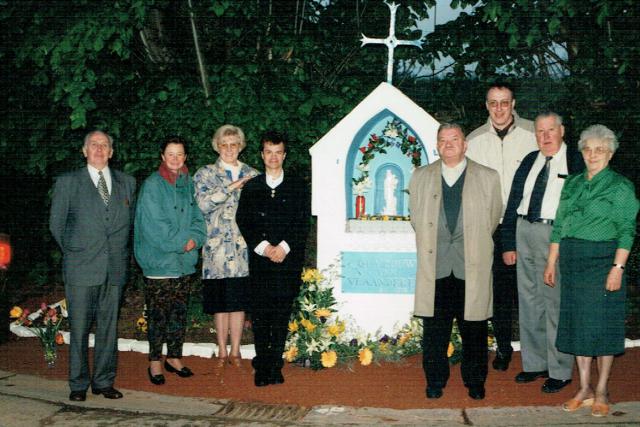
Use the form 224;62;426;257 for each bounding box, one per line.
300;318;316;332
314;308;331;319
358;348;373;366
288;321;299;332
284;346;298;362
398;333;411;346
321;350;337;368
55;333;65;345
9;306;22;319
447;342;455;358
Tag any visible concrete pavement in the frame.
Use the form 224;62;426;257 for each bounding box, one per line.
1;369;640;426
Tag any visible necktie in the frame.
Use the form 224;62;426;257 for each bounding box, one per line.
98;171;110;205
527;156;552;221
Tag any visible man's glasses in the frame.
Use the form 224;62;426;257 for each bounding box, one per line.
487;100;512;109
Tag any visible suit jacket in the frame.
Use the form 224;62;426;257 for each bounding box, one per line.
49;167;136;287
409;159;502;321
236;174;310;288
501;145;585;252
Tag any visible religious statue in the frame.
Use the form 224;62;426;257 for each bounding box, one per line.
382;169;398;215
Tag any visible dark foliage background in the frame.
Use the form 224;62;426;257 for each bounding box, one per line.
1;1;638;330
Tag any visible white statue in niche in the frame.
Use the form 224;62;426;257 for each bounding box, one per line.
382;169;398;215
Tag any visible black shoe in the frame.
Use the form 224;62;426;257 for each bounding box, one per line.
164;361;194;378
254;370;270;387
69;390;86;402
492;351;512;371
468;385;485;400
147;367;165;385
515;370;549;383
542;378;572;393
270;368;285;385
426;386;443;399
91;386;123;399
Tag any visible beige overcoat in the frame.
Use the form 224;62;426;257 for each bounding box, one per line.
409;158;502;321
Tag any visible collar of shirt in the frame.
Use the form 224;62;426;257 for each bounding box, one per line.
220;159;242;181
266;171;284;189
87;164;112;194
441;158;467;187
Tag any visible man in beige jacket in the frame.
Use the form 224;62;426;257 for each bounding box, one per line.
410;123;502;400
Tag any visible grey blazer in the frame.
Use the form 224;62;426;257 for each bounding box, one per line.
49;167;136;287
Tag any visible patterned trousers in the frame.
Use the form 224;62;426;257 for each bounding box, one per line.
144;276;191;360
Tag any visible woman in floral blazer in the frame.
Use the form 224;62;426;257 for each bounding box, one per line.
194;125;258;368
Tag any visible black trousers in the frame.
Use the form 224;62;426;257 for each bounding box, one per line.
492;226;516;356
251;274;298;374
422;274;488;388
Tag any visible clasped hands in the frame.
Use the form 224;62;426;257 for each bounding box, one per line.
264;244;287;263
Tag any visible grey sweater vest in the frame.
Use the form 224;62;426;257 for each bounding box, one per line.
435;171;466;280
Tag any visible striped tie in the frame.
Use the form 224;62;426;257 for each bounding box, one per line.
98;171;110;205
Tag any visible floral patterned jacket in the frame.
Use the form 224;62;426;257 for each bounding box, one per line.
193;158;259;279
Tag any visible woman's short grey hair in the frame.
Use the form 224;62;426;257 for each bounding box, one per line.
212;124;246;153
578;124;618;154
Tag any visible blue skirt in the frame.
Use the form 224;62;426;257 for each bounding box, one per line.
556;238;626;356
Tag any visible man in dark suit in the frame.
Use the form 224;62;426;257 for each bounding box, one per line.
236;131;309;387
502;112;583;393
50;130;136;402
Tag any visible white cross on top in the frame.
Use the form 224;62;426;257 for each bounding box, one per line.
360;1;423;85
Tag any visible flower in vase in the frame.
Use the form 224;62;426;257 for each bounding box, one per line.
358;348;373;366
321;350;337;368
55;332;65;345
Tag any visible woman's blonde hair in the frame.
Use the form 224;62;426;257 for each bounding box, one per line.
212;124;246;153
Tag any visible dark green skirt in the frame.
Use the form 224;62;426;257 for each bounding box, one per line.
556;238;626;356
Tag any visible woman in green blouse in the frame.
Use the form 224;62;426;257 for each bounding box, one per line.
543;125;639;417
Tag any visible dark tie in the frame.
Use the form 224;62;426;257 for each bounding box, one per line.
98;171;110;205
527;156;552;221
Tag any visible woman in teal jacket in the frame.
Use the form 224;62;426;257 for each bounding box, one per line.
134;136;206;385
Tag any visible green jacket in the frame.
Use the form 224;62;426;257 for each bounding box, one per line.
134;171;206;277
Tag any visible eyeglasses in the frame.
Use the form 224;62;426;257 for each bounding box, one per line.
219;143;240;150
581;146;610;156
487;100;512;109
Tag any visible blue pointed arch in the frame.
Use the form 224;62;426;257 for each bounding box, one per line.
345;109;429;219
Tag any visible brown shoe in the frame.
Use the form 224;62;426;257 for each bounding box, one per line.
562;397;594;412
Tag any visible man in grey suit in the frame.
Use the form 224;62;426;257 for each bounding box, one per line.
50;130;136;402
410;123;502;401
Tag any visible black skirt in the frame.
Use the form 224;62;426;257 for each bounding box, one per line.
556;238;626;356
201;277;250;314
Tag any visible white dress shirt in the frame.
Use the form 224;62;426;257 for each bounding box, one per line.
254;172;291;256
517;143;568;220
87;164;112;194
441;158;467;187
